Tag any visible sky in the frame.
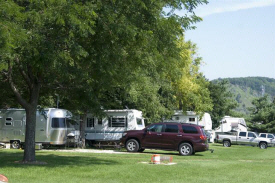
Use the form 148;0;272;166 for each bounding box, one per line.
178;0;275;80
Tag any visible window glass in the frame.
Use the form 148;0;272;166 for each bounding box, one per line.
52;118;66;128
108;117;127;127
5;122;12;126
165;124;179;133
268;134;273;138
98;118;102;125
248;133;255;138
182;125;198;134
147;124;163;132
239;132;246;137
260;134;266;138
189;118;195;122
136;118;143;125
87;118;95;128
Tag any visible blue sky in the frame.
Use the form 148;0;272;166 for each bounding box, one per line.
179;0;275;80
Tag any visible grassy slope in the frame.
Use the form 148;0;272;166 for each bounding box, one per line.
1;144;275;183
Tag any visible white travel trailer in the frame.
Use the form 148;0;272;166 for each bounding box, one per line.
0;108;75;149
85;109;145;144
168;111;212;131
212;116;248;143
215;116;247;133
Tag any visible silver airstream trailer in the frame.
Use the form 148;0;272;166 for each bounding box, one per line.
0;108;75;149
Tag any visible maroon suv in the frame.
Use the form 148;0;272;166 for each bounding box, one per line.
120;122;209;156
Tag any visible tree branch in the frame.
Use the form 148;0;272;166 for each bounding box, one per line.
7;60;30;108
14;57;33;89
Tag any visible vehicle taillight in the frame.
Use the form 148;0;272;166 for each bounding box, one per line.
200;135;207;141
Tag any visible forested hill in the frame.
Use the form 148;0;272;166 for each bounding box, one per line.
213;77;275;114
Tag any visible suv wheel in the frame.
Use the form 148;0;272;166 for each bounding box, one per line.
179;143;193;156
126;139;139;152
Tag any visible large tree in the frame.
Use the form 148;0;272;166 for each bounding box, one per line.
248;95;275;133
0;0;207;162
208;80;238;128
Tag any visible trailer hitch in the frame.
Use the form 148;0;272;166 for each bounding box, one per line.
209;149;214;153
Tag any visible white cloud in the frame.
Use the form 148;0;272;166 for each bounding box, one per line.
191;0;275;17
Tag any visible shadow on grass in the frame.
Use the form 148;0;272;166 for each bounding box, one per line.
140;150;204;156
0;150;119;168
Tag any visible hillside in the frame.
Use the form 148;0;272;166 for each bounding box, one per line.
212;77;275;114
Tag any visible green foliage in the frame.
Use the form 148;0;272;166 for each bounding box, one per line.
215;77;275;114
248;95;275;133
208;80;238;128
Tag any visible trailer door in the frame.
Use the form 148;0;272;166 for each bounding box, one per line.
35;113;47;143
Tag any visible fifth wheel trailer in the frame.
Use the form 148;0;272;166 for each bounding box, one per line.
0;108;75;149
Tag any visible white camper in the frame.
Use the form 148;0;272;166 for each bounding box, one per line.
215;116;247;132
85;109;145;144
212;116;248;143
0;108;75;149
169;111;212;131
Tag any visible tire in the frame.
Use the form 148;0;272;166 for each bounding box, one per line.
138;148;145;152
126;139;139;152
11;141;20;149
259;142;267;149
223;140;231;147
179;143;193;156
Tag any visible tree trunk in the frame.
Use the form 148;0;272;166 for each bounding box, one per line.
23;106;37;162
80;113;87;149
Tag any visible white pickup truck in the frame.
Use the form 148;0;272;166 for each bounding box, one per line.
216;131;272;149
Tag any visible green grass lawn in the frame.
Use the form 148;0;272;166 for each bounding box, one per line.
1;144;275;183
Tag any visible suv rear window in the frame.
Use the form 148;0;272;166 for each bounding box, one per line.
165;124;179;133
182;125;198;134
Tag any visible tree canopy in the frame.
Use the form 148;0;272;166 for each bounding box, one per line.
0;0;209;162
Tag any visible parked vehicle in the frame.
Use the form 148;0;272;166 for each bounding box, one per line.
85;110;145;146
259;133;275;146
166;111;213;142
120;122;209;156
212;116;248;143
216;131;272;149
0;108;75;149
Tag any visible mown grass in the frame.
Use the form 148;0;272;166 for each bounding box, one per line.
1;144;275;183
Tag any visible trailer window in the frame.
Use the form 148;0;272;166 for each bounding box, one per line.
108;117;127;127
6;117;13;121
5;122;12;126
87;118;95;128
52;118;66;128
136;118;143;125
98;118;102;125
182;125;198;134
189;118;195;122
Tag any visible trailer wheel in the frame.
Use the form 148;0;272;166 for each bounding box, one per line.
11;140;21;149
179;143;193;156
223;140;231;147
126;139;139;152
259;142;267;149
